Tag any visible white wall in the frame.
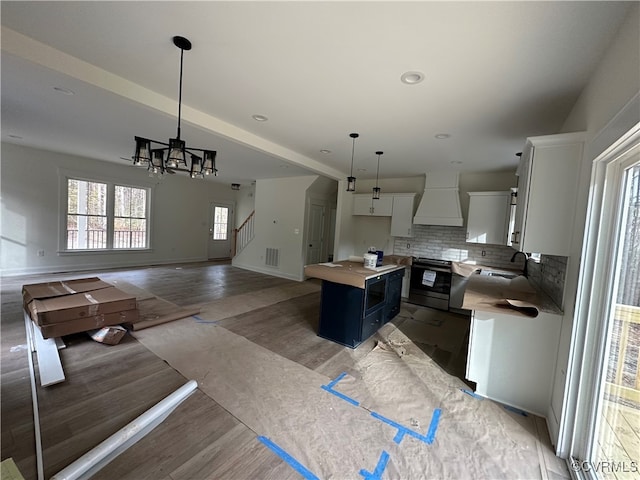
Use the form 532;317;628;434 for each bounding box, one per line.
545;3;639;451
232;175;318;280
1;142;238;275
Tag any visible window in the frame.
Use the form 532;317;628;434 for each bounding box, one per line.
64;177;150;250
212;206;229;240
114;185;147;248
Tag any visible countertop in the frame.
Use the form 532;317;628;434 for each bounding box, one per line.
304;259;407;289
461;269;563;317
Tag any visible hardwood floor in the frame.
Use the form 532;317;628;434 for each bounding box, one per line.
1;262;303;480
1;261;568;479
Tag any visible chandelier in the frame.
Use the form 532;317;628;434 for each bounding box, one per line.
132;36;217;178
346;133;359;191
373;151;382;199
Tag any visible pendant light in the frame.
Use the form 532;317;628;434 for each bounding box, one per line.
132;36;218;178
346;133;359;191
372;151;383;199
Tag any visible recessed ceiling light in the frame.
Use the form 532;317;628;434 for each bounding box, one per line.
451;160;463;165
400;71;425;85
53;86;75;95
252;114;268;122
357;168;367;172
320;149;331;154
435;133;451;139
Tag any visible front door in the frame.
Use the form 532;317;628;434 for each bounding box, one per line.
208;202;233;260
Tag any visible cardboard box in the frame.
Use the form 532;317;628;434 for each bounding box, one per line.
27;287;137;326
22;277;113;308
87;325;127;345
38;309;139;339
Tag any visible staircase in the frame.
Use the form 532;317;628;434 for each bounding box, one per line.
233;210;255;257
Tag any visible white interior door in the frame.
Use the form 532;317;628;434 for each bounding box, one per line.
208;201;233;259
306;203;325;265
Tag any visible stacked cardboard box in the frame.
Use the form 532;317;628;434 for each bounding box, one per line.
22;277;138;339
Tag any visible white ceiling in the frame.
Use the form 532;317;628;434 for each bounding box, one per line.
1;1;633;186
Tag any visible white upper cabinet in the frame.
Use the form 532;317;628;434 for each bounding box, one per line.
466;191;511;245
390;194;416;237
352;194;393;216
511;132;585;256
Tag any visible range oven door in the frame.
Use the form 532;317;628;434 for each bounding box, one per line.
408;264;452;310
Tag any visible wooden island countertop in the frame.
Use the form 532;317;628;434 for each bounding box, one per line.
304;258;409;289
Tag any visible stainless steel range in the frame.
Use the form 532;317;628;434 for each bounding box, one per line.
408;257;452;311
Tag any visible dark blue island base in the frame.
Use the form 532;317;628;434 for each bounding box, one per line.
318;268;404;348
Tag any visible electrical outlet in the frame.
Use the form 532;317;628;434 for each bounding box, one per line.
407;243;410;249
481;250;486;256
37;249;44;257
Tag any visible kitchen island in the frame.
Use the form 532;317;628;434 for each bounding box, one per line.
304;260;407;348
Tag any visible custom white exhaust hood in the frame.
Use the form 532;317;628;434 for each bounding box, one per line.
413;171;464;226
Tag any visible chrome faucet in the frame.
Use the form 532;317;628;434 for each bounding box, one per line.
510;251;529;277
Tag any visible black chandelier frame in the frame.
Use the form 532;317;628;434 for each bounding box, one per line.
132;36;218;178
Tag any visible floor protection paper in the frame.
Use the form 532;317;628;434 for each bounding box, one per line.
134;313;554;479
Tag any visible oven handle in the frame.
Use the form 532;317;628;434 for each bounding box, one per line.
412;265;451;273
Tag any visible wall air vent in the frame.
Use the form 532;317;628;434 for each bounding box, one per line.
265;248;280;267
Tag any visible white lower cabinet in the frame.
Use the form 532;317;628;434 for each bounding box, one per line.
466;309;561;416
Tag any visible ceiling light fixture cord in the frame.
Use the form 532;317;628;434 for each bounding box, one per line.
347;133;359;192
176;45;184;140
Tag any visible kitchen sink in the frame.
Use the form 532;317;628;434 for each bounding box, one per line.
488;272;519;279
477;269;520;279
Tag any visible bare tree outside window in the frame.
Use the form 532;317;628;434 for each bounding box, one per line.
114;185;147;248
66;179;107;249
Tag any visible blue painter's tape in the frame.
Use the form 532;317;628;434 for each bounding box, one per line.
327;371;348;388
425;408;441;444
321;385;360;406
192;315;220;324
371;409;441;445
257;436;319;480
320;372;360;406
359;450;390;480
504;405;528;416
461;388;484;400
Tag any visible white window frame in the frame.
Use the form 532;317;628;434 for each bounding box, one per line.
59;169;154;254
563;124;640;478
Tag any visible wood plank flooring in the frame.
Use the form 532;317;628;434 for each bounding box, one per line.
1;260;568;479
1;262;303;480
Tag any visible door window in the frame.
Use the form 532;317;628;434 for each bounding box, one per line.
213;206;229;240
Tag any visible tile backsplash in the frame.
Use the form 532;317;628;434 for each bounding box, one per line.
528;255;567;308
393;225;567;309
392;225;517;269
